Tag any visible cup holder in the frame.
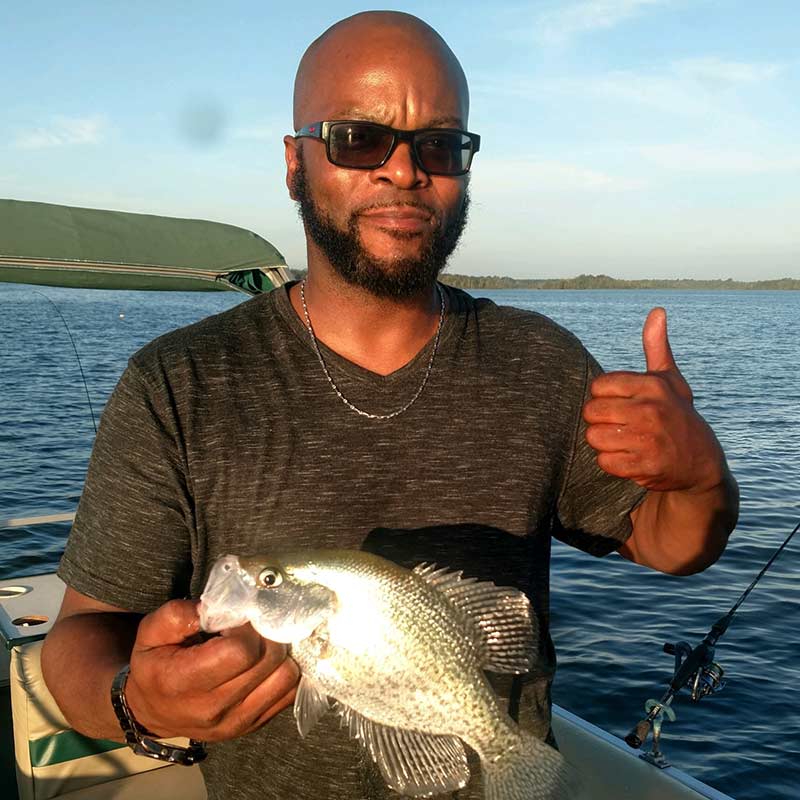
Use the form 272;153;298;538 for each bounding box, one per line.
0;585;32;599
11;615;49;628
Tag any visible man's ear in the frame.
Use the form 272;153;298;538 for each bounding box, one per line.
284;135;300;200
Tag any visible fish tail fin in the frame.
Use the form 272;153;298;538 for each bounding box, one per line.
482;731;575;800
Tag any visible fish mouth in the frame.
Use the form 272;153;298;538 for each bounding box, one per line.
199;555;258;633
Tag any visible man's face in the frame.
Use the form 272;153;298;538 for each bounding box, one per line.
291;148;469;299
286;27;472;298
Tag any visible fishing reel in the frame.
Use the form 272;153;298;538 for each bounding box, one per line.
664;640;726;701
624;632;727;762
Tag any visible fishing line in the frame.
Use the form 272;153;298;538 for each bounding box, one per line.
31;289;98;435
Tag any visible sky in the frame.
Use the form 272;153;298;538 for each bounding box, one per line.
1;0;798;280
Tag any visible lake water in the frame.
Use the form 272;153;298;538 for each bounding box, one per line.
1;285;798;799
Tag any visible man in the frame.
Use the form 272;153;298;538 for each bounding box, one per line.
41;11;738;800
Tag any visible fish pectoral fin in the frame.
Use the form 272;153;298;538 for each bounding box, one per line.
333;701;470;797
413;563;535;674
294;675;331;738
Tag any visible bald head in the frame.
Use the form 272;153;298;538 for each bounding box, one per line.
293;12;469;131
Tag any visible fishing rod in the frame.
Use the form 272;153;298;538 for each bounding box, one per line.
624;516;800;766
31;288;98;434
0;291;98;530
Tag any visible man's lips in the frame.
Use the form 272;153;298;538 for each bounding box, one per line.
359;207;433;233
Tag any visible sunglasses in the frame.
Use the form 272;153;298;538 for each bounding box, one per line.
294;120;480;176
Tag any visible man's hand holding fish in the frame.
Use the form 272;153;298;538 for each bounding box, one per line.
124;599;299;742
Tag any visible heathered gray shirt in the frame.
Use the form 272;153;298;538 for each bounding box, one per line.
60;283;645;799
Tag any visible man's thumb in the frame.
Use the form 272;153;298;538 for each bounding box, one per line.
642;307;678;373
136;599;201;648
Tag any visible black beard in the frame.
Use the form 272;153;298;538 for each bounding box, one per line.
292;151;470;300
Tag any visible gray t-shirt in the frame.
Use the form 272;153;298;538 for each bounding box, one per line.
60;283;645;799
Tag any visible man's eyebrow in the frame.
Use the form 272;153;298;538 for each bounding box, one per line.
425;116;465;129
329;108;383;122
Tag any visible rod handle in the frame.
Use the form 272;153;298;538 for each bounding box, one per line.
625;719;652;749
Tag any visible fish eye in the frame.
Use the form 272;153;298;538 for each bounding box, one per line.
257;568;283;588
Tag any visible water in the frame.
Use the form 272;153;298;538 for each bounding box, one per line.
1;285;798;799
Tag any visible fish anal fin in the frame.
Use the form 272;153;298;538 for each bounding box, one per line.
483;731;573;800
294;675;331;738
413;563;535;674
333;700;470;797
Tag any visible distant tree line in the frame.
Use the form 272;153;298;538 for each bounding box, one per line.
438;273;800;290
287;270;799;290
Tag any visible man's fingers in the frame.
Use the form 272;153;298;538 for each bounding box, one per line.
583;397;635;424
585;423;633;454
247;683;299;732
642;307;678;373
135;599;201;648
157;625;278;692
237;657;300;728
590;371;651;399
206;658;300;741
198;638;290;698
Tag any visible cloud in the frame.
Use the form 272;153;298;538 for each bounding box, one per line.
14;115;108;150
531;0;666;45
587;70;711;115
473;55;784;117
473;70;709;116
637;143;800;174
475;158;645;193
673;57;784;84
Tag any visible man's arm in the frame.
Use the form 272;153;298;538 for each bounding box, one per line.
42;587;300;742
583;307;739;575
41;590;140;739
621;466;739;575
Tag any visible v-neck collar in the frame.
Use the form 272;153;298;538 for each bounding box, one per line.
271;280;461;387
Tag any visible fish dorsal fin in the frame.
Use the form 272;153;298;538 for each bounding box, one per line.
294;675;331;738
413;563;535;674
333;700;470;796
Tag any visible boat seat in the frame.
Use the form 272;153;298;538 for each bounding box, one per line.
10;640;206;800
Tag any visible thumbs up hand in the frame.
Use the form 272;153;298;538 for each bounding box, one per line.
583;307;726;494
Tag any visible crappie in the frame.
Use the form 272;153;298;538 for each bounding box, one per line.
199;549;570;799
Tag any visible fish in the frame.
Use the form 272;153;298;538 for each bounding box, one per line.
199;549;571;799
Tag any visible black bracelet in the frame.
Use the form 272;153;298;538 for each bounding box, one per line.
110;664;207;765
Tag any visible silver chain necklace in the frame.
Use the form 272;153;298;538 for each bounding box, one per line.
299;279;445;420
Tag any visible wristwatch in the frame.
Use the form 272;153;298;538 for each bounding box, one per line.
111;663;207;765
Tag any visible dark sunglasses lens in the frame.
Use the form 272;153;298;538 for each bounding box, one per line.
415;131;474;174
329;123;393;167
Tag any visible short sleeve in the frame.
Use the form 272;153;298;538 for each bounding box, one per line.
554;350;647;556
58;360;194;613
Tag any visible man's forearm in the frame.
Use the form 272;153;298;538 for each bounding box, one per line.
621;466;739;575
41;612;140;740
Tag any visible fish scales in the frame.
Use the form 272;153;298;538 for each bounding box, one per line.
199;549;572;799
291;553;501;741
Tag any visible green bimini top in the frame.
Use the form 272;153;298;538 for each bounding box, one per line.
0;198;291;294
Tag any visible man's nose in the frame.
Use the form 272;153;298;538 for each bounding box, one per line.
370;141;429;189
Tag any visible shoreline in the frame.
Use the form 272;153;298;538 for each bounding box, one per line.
439;273;800;291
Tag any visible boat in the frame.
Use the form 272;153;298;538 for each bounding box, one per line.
0;199;735;800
